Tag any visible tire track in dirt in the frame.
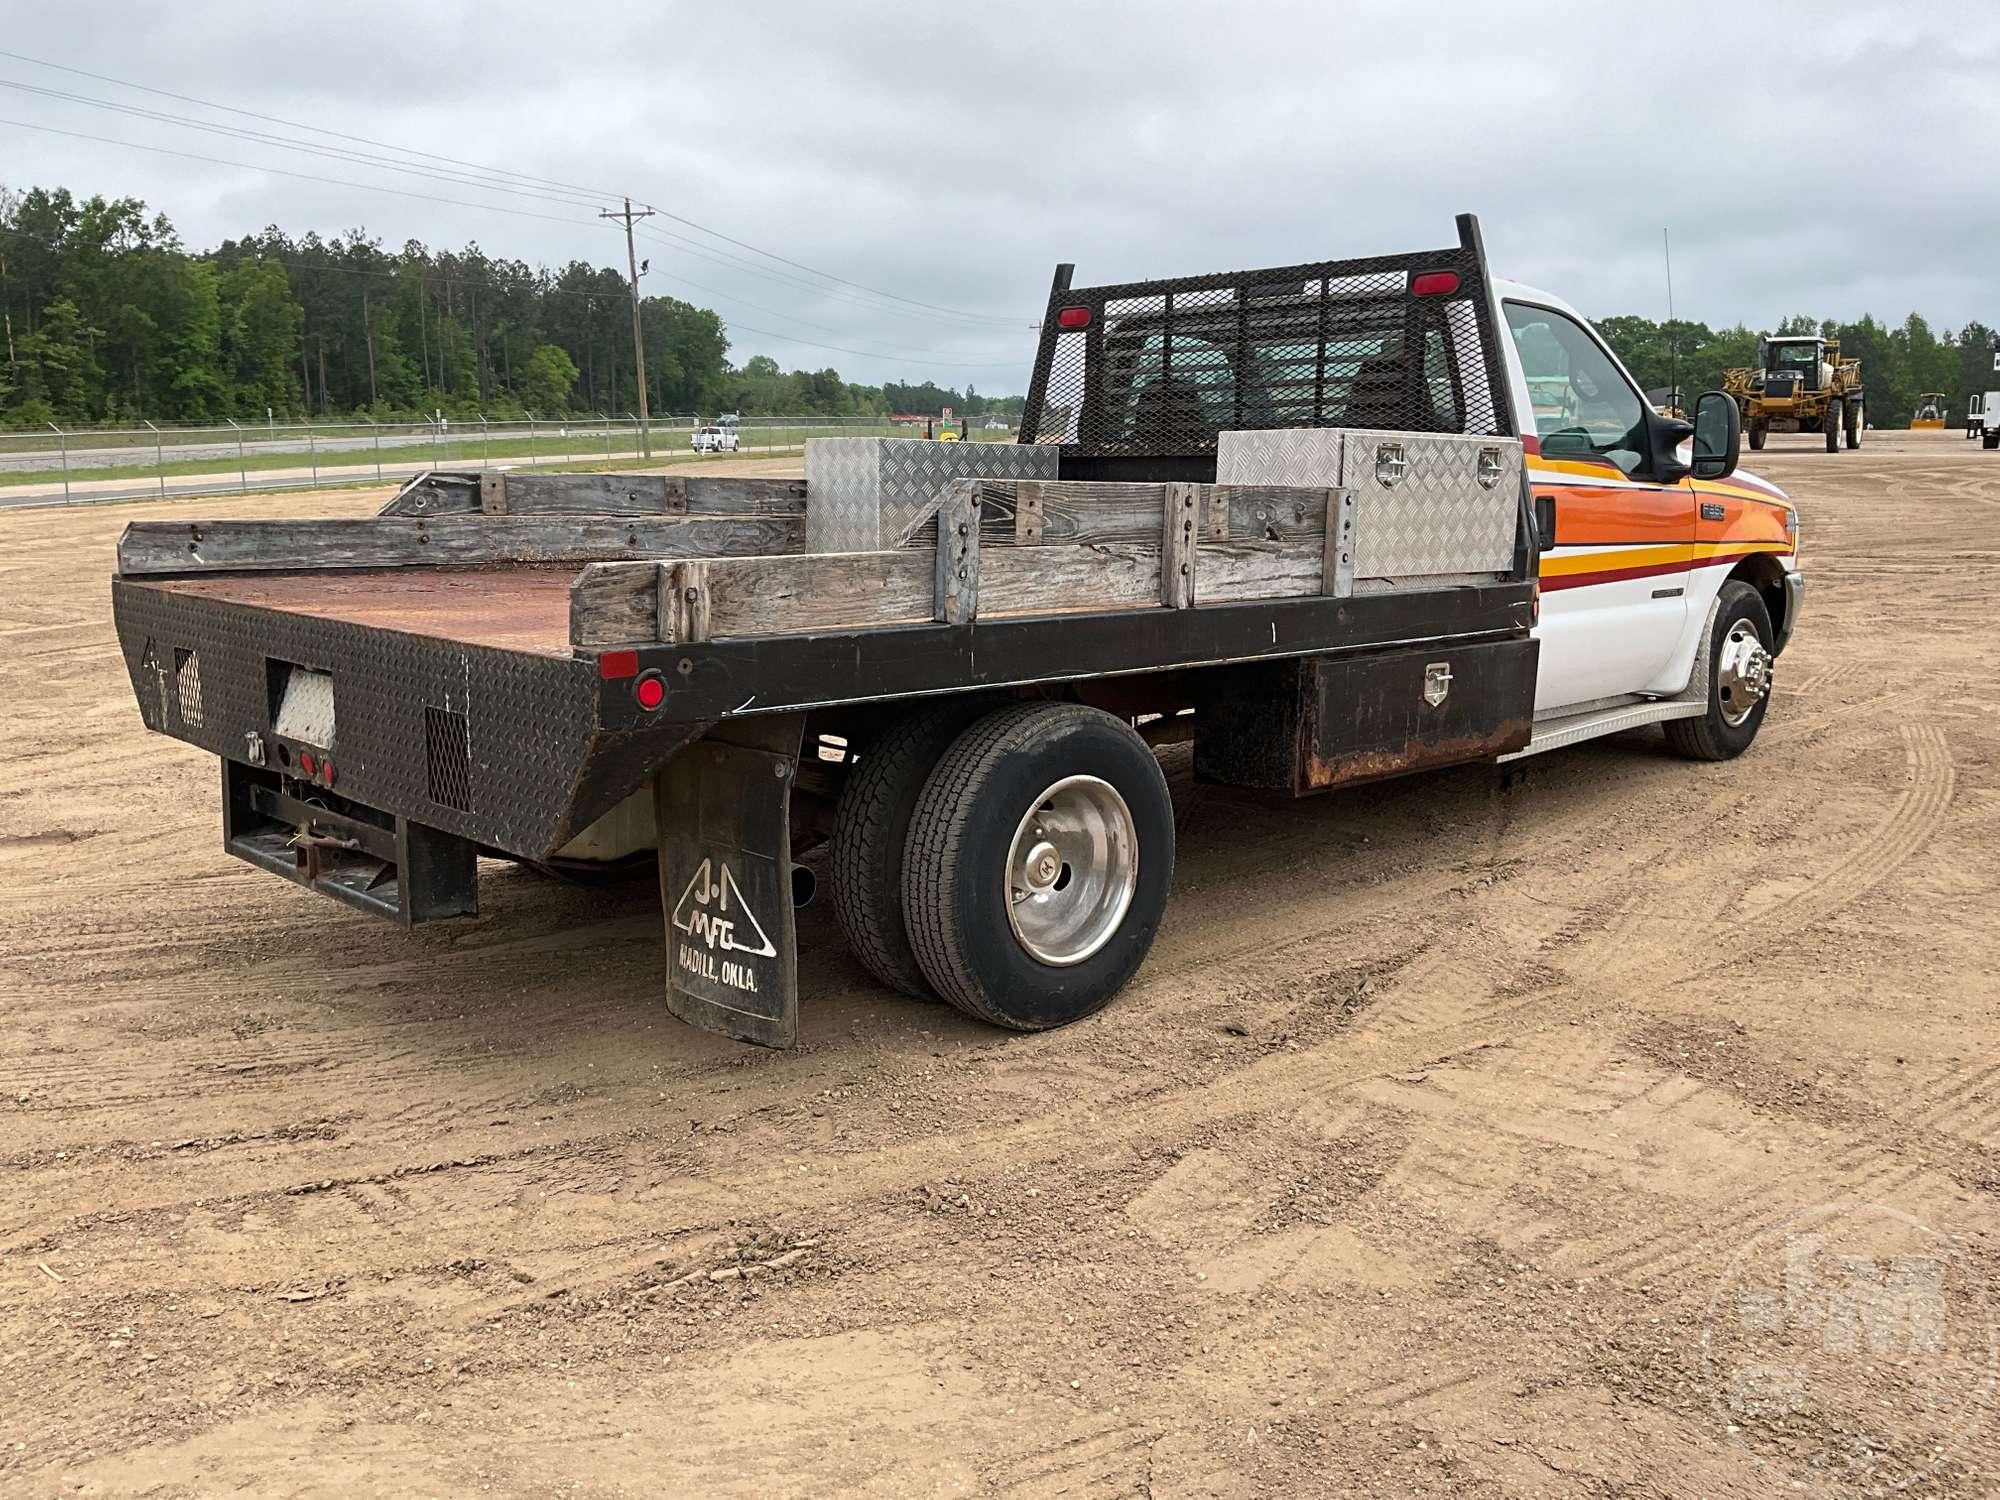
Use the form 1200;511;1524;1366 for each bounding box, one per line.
1554;723;1957;1285
989;1419;1155;1498
25;719;1929;1294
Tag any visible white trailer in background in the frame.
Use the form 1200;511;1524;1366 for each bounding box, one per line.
1969;349;2000;448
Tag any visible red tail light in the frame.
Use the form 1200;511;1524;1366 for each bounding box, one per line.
598;648;639;681
634;672;667;711
1056;306;1092;329
1411;271;1461;297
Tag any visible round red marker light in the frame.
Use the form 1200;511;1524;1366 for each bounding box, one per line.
299;751;316;776
321;760;336;788
634;672;667;711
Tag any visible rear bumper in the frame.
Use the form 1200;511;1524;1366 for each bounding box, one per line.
223;759;479;926
114;578;711;861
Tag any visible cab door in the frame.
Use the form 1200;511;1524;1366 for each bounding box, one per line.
1502;300;1695;713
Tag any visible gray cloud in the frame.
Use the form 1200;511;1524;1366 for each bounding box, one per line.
4;1;1993;391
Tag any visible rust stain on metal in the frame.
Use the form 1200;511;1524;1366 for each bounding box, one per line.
1299;719;1532;792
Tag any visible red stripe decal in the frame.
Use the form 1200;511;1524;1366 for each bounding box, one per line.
1542;548;1785;593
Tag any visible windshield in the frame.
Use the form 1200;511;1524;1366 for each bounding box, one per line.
1770;343;1820;374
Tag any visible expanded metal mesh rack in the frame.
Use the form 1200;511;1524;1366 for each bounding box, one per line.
1018;213;1517;471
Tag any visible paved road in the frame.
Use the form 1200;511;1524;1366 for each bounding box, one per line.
0;425;666;476
0;441;801;510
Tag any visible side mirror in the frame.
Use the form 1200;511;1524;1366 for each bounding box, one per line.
1691;390;1740;480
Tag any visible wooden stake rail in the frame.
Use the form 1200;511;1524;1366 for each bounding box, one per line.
380;469;807;519
115;514;800;578
570;478;1357;649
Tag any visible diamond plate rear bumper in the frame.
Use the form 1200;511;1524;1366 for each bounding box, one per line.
115;578;711;860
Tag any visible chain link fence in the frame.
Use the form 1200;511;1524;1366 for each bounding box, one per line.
0;412;1017;509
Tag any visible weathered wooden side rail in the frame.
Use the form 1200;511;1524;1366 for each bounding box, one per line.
116;514;801;577
380;469;808;519
569;479;1357;648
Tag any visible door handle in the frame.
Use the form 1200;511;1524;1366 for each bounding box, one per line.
1534;494;1557;549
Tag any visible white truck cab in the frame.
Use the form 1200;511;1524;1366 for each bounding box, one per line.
1491;278;1802;739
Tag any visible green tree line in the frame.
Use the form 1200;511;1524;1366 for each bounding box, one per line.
0;184;1022;429
1595;311;1997;430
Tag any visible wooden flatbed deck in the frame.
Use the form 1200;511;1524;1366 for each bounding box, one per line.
131;567;579;657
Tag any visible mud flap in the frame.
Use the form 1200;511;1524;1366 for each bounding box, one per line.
654;714;806;1048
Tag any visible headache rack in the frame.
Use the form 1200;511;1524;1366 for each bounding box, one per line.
1018;212;1517;481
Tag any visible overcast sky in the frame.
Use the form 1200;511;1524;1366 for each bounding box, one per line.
3;2;1993;393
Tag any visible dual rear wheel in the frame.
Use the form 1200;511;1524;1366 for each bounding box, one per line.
832;701;1174;1030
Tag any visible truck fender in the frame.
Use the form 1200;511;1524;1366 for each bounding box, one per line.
1646;569;1729;700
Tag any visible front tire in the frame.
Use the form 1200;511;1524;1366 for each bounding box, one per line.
1986;431;2000;451
1845;398;1862;449
1823;398;1842;452
1748;419;1768;451
902;702;1174;1030
1664;581;1775;762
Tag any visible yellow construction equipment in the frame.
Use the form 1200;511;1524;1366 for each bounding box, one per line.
1724;335;1864;453
1911;392;1948;430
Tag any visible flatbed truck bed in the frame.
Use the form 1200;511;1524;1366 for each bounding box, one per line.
111;214;1789;1048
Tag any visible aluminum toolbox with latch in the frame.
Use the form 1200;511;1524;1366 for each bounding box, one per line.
1217;427;1521;581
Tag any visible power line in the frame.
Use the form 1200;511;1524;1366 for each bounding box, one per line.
0;46;616;202
0;117;601;229
0;61;1033;374
635;221;1033;334
0;222;636;305
0;78;606;213
628;239;1021;359
1;48;1034;331
636;202;1028;329
706;317;1028;369
0;223;1021;373
0;219;1023;369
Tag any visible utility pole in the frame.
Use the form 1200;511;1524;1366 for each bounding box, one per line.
0;240;14;369
362;287;378;409
601;197;657;457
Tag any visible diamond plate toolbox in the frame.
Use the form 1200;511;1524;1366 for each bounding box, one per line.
1218;427;1519;579
804;438;1058;553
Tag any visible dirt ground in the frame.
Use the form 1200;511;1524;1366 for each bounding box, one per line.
3;435;1997;1498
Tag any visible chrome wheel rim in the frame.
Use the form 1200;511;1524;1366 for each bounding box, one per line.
1004;775;1138;966
1717;619;1771;727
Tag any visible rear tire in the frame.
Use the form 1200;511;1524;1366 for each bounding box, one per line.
830;699;993;998
1748;419;1768;451
1664;581;1775;762
1845;397;1862;449
902;702;1174;1031
1823;398;1842;452
1986;431;2000;451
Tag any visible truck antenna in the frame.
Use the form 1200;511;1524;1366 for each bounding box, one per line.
1662;227;1679;411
